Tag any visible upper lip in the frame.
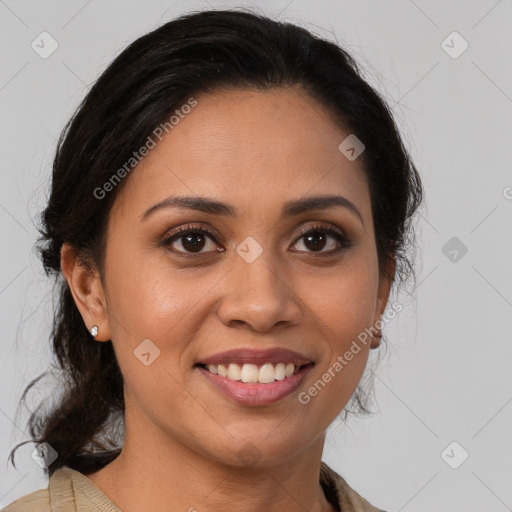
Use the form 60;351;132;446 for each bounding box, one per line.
197;348;314;367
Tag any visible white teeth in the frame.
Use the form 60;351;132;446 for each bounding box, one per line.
240;364;259;383
274;363;286;380
258;363;275;384
205;362;300;383
227;363;242;381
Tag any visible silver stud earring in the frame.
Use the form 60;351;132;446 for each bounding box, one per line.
90;325;99;338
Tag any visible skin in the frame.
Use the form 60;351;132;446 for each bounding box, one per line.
61;86;394;512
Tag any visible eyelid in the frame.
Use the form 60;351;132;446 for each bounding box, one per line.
162;222;222;242
295;222;345;239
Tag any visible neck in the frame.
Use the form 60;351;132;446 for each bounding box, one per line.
86;413;335;512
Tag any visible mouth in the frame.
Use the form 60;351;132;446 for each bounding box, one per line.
194;362;315;407
194;361;314;384
194;347;315;405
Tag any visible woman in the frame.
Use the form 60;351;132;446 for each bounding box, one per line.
6;8;423;512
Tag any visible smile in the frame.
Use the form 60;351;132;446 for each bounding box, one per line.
201;362;302;383
195;362;314;406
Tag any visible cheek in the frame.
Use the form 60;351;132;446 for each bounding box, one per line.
104;250;219;370
296;259;378;403
103;257;201;418
104;248;187;333
302;258;378;347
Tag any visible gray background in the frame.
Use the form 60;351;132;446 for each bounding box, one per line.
1;0;511;510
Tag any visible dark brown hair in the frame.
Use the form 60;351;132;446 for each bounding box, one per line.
10;7;423;477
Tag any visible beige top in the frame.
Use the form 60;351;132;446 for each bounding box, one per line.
3;461;386;512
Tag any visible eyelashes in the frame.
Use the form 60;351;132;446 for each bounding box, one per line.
161;223;223;256
294;224;351;253
160;222;352;258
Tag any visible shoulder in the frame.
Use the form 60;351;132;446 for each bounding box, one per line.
2;467;76;512
320;461;388;512
3;466;120;512
2;489;51;511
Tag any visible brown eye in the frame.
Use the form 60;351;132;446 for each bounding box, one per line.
162;225;223;255
291;225;351;254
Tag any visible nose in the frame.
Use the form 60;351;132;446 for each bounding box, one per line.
216;251;302;333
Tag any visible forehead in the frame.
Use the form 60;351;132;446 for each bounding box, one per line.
111;87;370;223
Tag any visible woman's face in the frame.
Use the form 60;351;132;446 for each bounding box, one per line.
91;87;393;467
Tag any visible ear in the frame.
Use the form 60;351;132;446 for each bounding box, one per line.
60;242;111;342
370;256;396;349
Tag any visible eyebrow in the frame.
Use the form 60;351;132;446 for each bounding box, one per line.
141;194;364;225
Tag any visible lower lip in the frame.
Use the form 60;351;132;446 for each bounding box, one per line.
196;364;314;406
